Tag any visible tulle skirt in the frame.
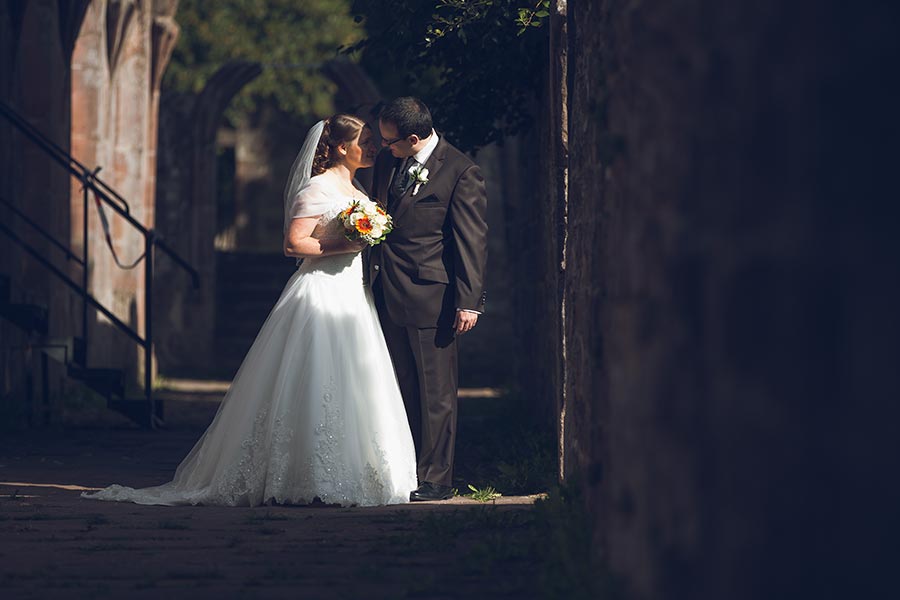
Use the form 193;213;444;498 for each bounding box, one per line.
81;252;418;507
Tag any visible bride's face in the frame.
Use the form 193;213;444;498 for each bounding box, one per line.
341;126;377;170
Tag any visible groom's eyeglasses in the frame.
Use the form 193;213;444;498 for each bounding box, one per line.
381;135;406;147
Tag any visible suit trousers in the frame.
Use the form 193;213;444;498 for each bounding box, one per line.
372;277;458;487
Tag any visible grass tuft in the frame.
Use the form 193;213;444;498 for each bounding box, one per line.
466;483;502;502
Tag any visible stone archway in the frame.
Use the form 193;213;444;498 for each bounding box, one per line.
154;58;383;376
153;61;262;374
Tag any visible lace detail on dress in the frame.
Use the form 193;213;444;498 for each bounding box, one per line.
308;377;388;506
315;377;344;491
186;377;397;507
204;409;299;506
210;406;273;505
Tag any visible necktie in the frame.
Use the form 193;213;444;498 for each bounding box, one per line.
391;157;413;201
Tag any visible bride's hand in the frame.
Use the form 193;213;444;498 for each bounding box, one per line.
347;238;368;253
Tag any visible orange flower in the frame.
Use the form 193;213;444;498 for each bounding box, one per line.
355;216;373;234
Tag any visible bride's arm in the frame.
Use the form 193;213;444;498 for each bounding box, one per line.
284;216;365;258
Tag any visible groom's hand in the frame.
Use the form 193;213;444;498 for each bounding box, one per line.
454;310;478;335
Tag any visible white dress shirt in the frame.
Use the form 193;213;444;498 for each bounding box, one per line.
411;129;440;166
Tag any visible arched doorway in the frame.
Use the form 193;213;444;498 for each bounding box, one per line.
153;59;383;379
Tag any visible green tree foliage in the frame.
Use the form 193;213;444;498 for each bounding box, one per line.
349;1;550;151
164;0;363;121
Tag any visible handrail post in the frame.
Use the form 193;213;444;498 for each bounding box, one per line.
82;178;89;348
145;230;155;428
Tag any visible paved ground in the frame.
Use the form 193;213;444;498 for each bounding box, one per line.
0;389;548;599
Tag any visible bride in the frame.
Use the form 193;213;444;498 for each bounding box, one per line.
82;115;418;507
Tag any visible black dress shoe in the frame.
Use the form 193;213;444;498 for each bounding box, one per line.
409;482;454;502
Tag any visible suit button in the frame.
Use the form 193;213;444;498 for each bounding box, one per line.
374;265;380;271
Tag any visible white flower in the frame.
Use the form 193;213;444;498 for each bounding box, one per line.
337;197;393;246
408;164;429;196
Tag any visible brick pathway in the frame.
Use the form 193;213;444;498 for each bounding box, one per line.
0;393;546;599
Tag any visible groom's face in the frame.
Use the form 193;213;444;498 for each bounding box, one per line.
379;120;414;159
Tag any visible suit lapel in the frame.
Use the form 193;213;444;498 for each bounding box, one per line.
385;164;398;210
391;137;448;222
379;157;398;210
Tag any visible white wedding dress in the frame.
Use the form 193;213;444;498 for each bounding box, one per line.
82;176;418;507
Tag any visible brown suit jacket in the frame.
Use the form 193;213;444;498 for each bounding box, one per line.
368;137;488;328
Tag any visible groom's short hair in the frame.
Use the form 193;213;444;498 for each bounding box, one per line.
380;97;433;139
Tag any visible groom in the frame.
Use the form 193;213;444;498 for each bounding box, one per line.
368;97;488;501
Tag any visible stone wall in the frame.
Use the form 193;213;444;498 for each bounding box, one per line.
1;1;88;424
558;0;900;598
1;0;179;423
71;0;179;384
0;3;22;420
494;19;564;429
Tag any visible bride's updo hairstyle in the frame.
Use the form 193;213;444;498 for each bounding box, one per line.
311;114;366;176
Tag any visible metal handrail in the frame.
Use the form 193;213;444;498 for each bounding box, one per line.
1;100;199;285
0;220;144;345
0;100;130;214
0;197;84;265
0;99;200;428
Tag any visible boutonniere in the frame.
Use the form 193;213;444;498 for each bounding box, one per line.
408;164;429;196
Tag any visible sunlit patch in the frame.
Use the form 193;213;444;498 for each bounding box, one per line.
0;481;99;491
155;378;230;393
458;387;503;398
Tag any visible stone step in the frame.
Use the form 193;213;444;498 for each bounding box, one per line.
212;253;297;375
107;398;164;428
218;281;290;295
216;296;285;314
67;364;125;400
40;336;87;367
216;253;296;275
218;271;294;284
214;325;265;343
217;301;277;316
0;301;49;336
216;289;284;307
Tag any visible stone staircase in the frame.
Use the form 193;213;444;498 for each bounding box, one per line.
214;252;297;379
0;273;161;426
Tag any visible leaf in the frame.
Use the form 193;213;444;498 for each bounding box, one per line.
163;0;362;119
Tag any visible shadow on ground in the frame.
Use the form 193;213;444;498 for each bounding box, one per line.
0;388;601;599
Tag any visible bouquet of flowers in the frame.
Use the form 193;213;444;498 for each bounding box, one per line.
338;198;393;246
